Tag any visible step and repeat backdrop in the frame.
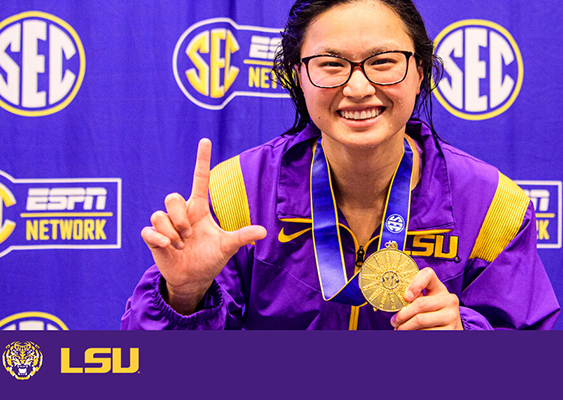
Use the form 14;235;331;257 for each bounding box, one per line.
0;0;561;330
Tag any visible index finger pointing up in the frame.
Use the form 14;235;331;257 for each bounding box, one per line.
191;138;212;201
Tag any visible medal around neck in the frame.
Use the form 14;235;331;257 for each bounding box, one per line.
359;241;419;312
311;135;419;308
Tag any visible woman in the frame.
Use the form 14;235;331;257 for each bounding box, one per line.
122;0;560;330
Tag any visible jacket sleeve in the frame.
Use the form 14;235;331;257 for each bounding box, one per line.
120;242;251;330
459;202;560;330
120;265;227;330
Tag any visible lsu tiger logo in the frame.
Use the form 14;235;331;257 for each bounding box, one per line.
2;341;43;380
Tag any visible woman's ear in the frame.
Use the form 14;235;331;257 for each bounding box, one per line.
416;65;424;95
294;64;302;88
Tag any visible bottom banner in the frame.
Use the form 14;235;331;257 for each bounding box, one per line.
1;331;562;399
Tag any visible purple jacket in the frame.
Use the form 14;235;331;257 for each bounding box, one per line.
122;120;560;330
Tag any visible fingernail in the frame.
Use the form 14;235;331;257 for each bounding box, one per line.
390;314;397;327
405;290;413;301
175;241;185;250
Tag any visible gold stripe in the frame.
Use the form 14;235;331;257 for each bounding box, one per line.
349;305;360;330
279;218;312;223
209;155;253;242
348;264;362;330
469;172;529;262
409;228;452;235
405;135;420;190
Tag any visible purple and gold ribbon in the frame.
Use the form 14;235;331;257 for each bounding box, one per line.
310;136;414;306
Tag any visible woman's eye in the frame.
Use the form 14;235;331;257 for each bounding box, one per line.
320;61;345;68
370;58;394;66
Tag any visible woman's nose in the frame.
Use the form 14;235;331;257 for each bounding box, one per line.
342;67;376;98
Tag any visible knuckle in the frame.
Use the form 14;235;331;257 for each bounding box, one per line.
413;314;426;327
413;297;427;312
446;293;459;307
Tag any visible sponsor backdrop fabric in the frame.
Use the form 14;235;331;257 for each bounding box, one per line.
0;0;561;330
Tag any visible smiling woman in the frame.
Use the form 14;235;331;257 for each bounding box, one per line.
122;0;560;330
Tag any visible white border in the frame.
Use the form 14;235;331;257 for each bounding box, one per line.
0;170;122;258
173;17;290;110
515;180;562;249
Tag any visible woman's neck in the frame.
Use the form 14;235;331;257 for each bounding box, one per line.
321;133;420;246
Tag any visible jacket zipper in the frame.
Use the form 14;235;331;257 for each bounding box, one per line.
349;245;365;331
355;245;365;269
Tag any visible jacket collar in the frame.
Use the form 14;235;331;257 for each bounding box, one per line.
276;119;455;231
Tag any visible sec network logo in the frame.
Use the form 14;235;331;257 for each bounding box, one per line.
433;19;523;120
0;170;122;258
173;17;289;110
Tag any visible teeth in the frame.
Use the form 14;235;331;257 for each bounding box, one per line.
341;109;382;120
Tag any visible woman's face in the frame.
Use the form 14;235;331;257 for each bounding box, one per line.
298;0;423;150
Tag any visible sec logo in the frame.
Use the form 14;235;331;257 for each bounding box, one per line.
0;11;86;116
385;214;405;234
433;19;523;120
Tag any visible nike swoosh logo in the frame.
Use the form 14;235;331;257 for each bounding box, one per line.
278;227;312;243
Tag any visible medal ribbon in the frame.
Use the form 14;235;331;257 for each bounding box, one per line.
310;136;414;306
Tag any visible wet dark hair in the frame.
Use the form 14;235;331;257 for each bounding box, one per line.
272;0;444;137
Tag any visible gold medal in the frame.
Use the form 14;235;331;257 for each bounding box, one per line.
359;241;419;312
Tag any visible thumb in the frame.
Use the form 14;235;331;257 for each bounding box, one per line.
223;225;267;257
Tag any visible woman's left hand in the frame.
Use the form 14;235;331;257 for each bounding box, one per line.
390;267;463;330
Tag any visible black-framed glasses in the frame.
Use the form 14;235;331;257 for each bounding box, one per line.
300;50;415;88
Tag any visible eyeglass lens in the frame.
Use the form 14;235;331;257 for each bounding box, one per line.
306;52;409;88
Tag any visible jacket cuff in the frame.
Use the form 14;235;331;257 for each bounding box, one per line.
154;272;225;329
121;265;227;330
459;306;494;330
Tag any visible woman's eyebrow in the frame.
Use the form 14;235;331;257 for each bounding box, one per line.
310;45;398;57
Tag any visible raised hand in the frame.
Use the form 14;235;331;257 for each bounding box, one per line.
390;267;463;330
141;139;267;315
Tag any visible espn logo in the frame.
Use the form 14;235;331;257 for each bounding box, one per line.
26;188;107;211
517;181;562;249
